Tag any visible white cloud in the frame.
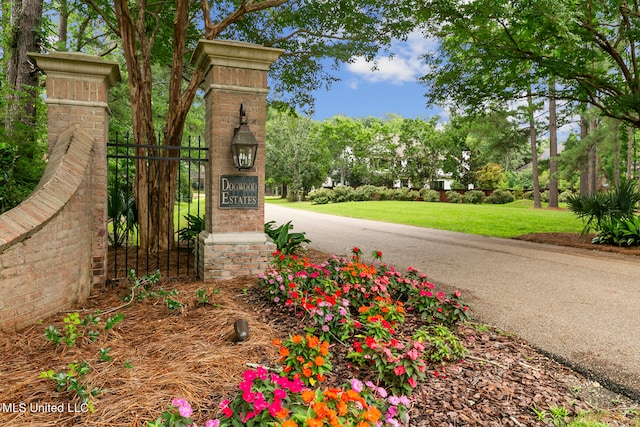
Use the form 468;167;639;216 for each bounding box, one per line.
346;30;436;86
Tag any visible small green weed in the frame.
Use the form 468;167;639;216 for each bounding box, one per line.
105;313;125;330
45;311;124;347
196;288;222;308
98;348;112;362
414;324;468;363
40;362;102;412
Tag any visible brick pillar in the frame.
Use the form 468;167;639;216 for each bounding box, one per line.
28;52;121;288
192;40;283;280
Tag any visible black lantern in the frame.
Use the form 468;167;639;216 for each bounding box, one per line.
230;104;258;170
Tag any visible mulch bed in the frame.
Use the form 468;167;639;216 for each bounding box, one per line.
514;232;640;256
1;248;638;426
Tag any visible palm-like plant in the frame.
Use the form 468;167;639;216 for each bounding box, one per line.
566;178;640;236
107;184;138;247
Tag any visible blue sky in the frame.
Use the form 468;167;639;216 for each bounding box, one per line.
309;32;444;122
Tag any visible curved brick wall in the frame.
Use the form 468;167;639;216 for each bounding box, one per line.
0;125;95;330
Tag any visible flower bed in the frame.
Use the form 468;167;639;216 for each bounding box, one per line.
151;249;472;427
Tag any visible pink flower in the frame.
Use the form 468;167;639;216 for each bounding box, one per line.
454;290;461;297
408;377;417;388
351;378;363;393
206;421;219;427
406;349;419;360
273;388;287;399
178;405;192;418
394;366;406;375
253;394;268;411
242;391;256;403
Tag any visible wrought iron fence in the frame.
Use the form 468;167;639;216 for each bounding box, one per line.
106;133;208;282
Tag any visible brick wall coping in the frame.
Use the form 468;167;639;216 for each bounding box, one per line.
28;52;121;87
0;125;94;252
191;39;284;73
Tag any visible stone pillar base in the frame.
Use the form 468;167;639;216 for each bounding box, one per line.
197;231;275;281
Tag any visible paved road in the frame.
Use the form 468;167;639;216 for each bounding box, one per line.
265;203;640;400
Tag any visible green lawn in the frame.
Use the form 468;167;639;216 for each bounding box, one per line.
266;198;584;238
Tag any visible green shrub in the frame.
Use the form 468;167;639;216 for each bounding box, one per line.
445;190;462;203
307;188;334;205
175;173;192;203
592;216;640;246
353;184;379;201
540;190;550;203
558;190;575;204
177;214;205;242
392;187;420;201
463;190;485;204
566;179;640;235
485;189;514;204
419;188;440;202
376;186;394;200
332;185;355;203
264;221;311;254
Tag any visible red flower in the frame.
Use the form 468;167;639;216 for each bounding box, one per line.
365;336;378;349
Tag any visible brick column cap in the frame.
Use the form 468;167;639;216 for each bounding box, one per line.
192;39;284;73
28;52;121;88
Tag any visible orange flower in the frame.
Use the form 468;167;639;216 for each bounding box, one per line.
292;335;303;344
316;373;326;382
307;418;323;427
314;356;325;367
275;407;290;419
342;390;365;406
307;335;320;349
356;422;370;427
312;401;328;418
282;420;298;427
283;365;292;372
363;406;382;423
272;338;282;346
303;367;313;377
324;387;341;400
279;347;290;357
319;341;330;356
297;356;305;363
302;390;316;404
337;400;348;416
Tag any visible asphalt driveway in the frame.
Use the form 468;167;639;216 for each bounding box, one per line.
265;203;640;401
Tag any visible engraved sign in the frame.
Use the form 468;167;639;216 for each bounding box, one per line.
219;175;259;209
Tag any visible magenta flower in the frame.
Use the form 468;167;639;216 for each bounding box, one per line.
273;388;287;399
394;365;406;376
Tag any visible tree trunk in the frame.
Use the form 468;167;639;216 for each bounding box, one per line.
548;80;558;208
627;127;634;179
115;0;200;252
4;0;43;140
58;0;68;50
613;120;620;188
588;117;598;194
527;92;541;209
579;116;589;195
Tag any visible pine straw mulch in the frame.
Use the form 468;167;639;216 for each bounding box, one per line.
1;248;639;427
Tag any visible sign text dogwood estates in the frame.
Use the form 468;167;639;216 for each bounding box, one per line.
219;175;259;209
